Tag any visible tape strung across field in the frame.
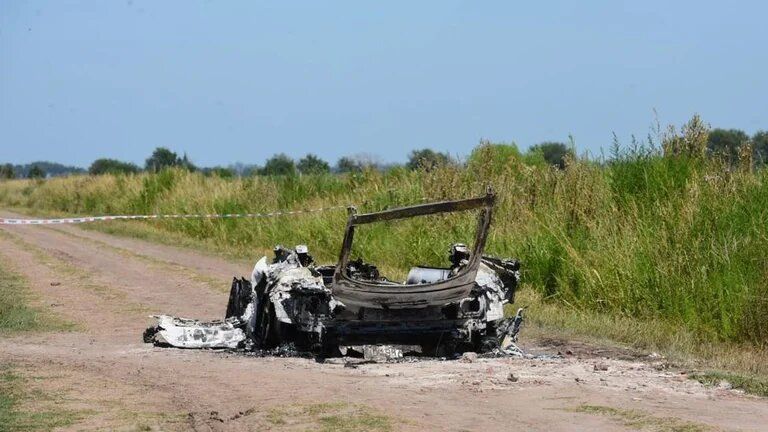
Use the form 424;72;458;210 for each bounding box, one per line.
0;205;349;225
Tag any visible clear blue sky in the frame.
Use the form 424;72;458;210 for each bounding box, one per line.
1;1;766;168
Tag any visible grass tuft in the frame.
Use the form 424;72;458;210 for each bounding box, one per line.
689;371;768;397
0;252;74;334
573;404;710;431
0;365;88;432
265;402;394;431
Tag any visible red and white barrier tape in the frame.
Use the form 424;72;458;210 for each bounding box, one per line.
0;205;349;225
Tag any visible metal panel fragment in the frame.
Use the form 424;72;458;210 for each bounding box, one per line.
147;315;246;349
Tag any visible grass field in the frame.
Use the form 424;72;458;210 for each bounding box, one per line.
1;134;766;381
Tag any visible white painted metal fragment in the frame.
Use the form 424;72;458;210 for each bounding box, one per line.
152;315;245;349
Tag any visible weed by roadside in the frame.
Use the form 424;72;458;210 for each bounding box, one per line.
0;365;88;432
689;371;768;397
264;402;395;431
516;288;768;395
572;404;709;431
0;246;74;334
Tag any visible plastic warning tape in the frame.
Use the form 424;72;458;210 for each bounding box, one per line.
0;205;349;225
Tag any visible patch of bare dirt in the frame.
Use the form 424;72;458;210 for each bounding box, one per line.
1;215;766;431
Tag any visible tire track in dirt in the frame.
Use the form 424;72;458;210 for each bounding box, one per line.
0;227;191;430
1;213;768;431
44;221;251;283
0;222;227;338
0;229;142;334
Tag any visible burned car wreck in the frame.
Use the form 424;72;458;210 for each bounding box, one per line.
145;189;524;358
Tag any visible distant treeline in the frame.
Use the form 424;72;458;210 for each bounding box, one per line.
2;122;766;180
0;143;575;179
0;162;85;179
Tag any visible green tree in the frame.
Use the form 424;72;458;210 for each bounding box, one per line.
259;154;296;176
334;154;382;173
297;154;330;175
27;165;45;179
179;152;197;172
405;149;452;171
751;130;768;165
203;167;235;178
527;141;572;169
89;158;140;175
335;156;362;173
466;141;525;176
0;163;15;179
707;128;749;162
145;147;181;172
242;165;261;177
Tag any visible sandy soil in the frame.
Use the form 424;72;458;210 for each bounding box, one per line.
1;214;766;431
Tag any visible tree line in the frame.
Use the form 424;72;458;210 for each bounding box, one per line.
2;127;766;180
0;143;575;179
0;162;85;180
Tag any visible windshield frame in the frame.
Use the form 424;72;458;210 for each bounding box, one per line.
333;189;495;290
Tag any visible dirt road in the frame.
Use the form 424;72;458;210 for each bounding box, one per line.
1;215;766;431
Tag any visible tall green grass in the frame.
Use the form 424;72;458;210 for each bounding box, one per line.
1;145;766;347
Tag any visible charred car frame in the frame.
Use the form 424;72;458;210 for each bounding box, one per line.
145;188;523;357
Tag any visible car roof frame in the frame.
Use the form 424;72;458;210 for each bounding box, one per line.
330;187;496;309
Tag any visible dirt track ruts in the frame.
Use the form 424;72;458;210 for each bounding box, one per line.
1;212;767;431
